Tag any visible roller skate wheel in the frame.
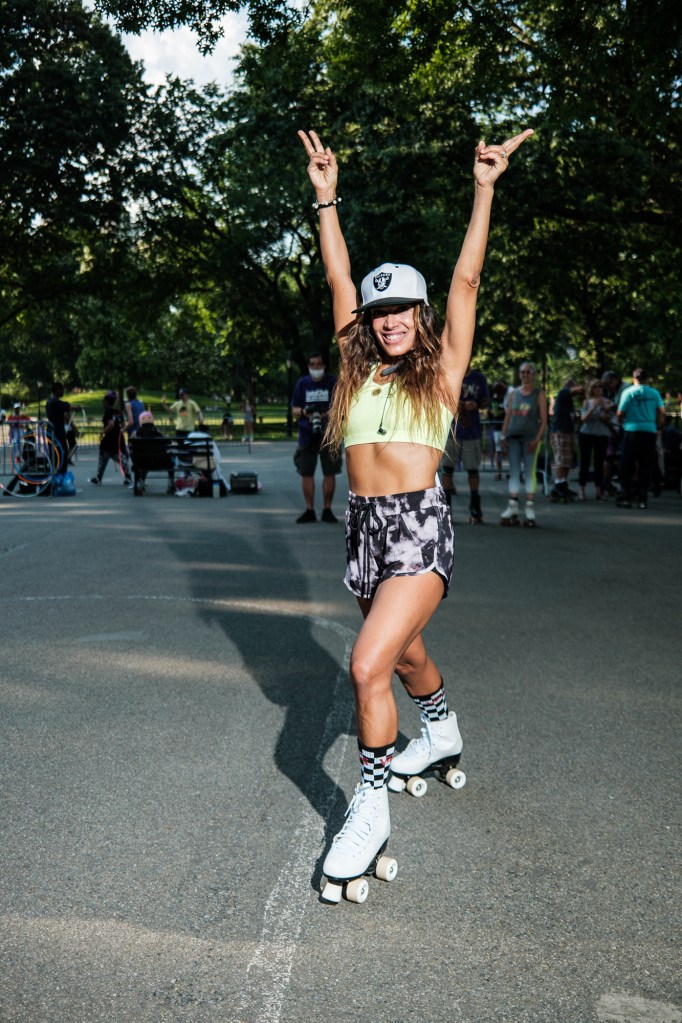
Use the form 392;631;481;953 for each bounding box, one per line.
406;776;428;798
321;880;343;904
387;774;406;793
445;767;466;790
375;855;398;882
345;877;369;903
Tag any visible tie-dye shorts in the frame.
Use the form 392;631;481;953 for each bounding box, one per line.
344;486;454;600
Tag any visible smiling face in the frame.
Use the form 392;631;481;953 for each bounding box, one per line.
370;303;418;359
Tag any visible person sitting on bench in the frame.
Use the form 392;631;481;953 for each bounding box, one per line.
132;412;175;495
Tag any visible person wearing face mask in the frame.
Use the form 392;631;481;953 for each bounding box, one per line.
291;352;342;522
298;125;533;902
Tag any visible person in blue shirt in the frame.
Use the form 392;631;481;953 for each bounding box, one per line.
616;368;665;509
125;387;146;437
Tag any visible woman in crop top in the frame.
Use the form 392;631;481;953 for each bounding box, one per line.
298;126;533;900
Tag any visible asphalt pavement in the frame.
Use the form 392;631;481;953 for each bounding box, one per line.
1;443;680;1023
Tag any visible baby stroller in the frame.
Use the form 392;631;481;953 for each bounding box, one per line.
174;432;228;497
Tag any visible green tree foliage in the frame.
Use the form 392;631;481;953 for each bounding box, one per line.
0;0;149;386
95;0;296;50
134;0;681;389
3;0;680;397
472;0;682;386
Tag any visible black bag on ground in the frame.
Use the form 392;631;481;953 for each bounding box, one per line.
230;471;259;494
193;475;213;497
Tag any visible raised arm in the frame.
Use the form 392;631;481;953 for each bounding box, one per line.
298;130;358;345
441;130;534;394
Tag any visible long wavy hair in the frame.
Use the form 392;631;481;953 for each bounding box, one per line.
325;303;457;455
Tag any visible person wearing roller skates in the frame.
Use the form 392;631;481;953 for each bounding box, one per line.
441;363;489;523
499;363;547;526
298;124;534;902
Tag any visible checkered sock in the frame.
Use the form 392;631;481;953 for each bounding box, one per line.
358;740;396;788
412;681;449;722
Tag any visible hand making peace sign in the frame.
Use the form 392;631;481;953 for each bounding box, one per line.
297;129;337;195
298;127;534;194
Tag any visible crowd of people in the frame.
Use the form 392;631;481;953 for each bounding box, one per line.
287;358;680;532
0;385;235;497
1;367;680;507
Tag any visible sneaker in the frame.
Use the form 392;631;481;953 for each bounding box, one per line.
89;477;101;486
321;508;338;523
322;783;390;882
616;495;632;508
296;508;317;523
637;501;648;509
390;712;463;778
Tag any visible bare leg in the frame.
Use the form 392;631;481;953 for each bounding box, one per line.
301;476;314;509
352;572;445;748
322;473;336;509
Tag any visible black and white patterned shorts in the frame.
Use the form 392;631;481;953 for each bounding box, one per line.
344;486;454;600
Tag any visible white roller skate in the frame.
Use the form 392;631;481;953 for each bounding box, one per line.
388;712;466;798
500;497;520;526
523;500;537;527
321;783;397;904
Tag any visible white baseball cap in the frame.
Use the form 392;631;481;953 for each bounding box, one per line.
353;263;428;313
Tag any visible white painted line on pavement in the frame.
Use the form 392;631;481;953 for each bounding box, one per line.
239;613;354;1023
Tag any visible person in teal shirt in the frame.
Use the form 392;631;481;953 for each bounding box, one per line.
616;368;665;508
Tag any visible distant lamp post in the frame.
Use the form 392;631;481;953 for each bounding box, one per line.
286;356;293;437
36;381;43;420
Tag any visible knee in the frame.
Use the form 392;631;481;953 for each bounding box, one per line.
349;652;392;697
467;469;479;482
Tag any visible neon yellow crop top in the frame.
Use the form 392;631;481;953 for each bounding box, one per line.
343;369;453;451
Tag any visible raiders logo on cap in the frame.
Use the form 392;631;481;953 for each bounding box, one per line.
373;272;392;292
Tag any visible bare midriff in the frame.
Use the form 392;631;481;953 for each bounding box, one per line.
345;442;443;498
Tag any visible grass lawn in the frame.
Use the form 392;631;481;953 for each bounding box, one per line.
25;390;294;442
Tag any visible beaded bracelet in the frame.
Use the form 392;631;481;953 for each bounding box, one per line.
312;197;342;211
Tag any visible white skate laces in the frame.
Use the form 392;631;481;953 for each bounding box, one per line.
403;714;434;760
331;783;385;854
